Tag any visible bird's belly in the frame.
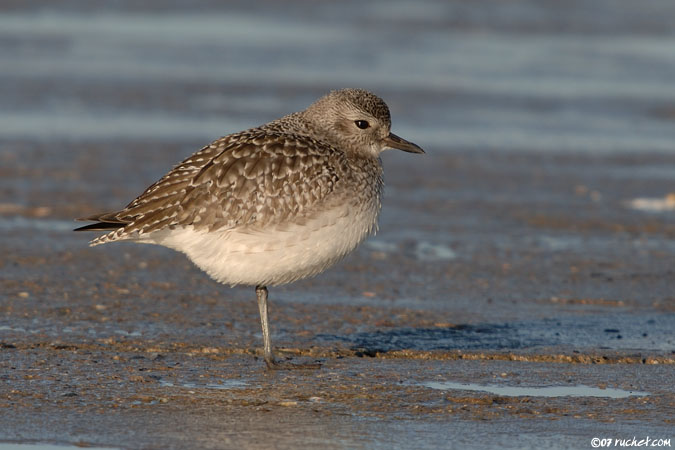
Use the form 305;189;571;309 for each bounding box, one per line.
151;204;379;286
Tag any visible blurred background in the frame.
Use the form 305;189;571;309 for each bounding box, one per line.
3;0;675;150
2;0;675;332
2;0;675;335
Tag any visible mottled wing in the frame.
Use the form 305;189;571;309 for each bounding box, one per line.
81;130;346;245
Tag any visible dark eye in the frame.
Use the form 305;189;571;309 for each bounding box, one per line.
354;120;370;130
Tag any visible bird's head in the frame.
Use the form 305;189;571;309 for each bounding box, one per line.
303;88;424;157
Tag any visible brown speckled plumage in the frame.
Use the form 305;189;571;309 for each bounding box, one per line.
76;88;423;369
81;90;397;246
85;131;365;244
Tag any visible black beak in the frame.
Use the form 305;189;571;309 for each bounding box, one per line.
383;132;425;154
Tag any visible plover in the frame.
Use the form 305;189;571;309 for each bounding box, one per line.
75;88;424;369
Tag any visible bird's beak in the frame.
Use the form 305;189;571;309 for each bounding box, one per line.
383;132;425;154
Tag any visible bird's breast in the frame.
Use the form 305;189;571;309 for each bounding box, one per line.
153;190;381;287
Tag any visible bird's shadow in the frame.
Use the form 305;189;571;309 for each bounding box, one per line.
317;323;548;355
316;314;672;354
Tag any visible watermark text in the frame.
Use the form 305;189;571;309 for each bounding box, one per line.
591;437;671;448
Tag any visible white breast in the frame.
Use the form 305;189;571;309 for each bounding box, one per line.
146;200;380;286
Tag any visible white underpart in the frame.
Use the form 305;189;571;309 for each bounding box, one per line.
138;202;379;286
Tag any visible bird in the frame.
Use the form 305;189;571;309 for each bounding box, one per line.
75;88;424;369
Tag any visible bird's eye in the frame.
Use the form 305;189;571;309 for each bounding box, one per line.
354;120;370;130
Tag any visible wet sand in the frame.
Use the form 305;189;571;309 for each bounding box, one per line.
1;0;675;449
2;144;674;449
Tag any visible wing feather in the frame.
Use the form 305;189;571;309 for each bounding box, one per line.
79;130;346;243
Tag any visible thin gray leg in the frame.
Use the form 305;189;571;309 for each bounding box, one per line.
256;285;277;368
255;285;322;370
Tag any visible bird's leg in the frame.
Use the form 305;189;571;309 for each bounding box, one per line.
255;285;277;368
255;285;322;370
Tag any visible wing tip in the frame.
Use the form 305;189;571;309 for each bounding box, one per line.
74;210;128;232
73;222;122;232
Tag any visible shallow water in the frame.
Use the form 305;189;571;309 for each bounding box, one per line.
422;382;649;398
2;1;675;153
0;445;118;450
159;379;248;390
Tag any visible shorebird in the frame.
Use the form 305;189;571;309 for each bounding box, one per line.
75;88;424;369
